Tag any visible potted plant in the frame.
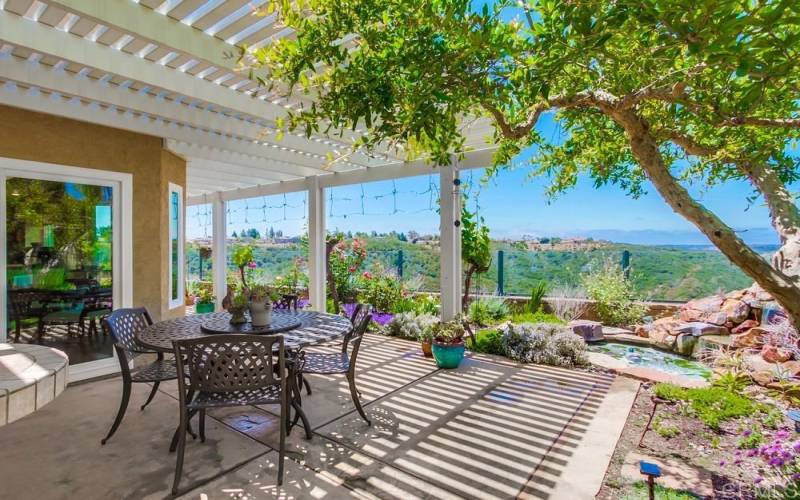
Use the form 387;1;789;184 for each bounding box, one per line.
231;244;256;288
195;288;215;314
431;319;466;369
227;287;249;324
419;328;434;358
248;284;278;327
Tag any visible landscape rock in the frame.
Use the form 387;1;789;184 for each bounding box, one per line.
732;319;759;334
752;370;775;386
672;322;729;337
762;345;792;364
782;360;800;378
725;289;747;300
569;320;604;342
649;327;677;350
745;353;775;373
721;299;750;324
634;324;651;338
731;327;767;348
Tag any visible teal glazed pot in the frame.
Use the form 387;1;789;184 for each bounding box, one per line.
431;342;465;369
195;302;215;314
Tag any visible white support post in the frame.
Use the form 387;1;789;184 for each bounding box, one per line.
308;176;327;312
211;194;227;311
439;161;462;321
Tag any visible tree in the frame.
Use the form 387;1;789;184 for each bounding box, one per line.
460;203;492;310
231;231;238;239
252;1;800;324
398;232;408;242
247;228;261;240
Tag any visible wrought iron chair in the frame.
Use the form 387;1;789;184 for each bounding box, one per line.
298;305;373;426
100;308;178;445
171;335;290;495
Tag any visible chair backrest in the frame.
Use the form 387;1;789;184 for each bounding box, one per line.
8;289;50;319
348;303;363;325
173;335;285;394
342;305;372;362
103;307;153;353
273;295;298;311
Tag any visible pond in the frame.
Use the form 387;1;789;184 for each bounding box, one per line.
588;342;712;381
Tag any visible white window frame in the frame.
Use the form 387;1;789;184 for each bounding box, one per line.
0;157;133;382
168;182;184;310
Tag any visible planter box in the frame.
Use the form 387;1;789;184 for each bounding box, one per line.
195;302;214;314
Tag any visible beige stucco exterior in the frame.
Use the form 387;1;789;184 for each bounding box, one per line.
0;104;186;320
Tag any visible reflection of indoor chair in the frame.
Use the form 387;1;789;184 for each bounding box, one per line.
40;298;84;342
7;289;50;343
80;291;113;337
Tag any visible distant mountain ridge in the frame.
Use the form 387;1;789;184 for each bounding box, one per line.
540;227;780;246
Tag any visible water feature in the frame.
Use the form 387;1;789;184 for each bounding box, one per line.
588;342;712;381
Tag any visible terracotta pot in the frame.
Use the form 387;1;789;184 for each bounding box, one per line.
421;340;433;357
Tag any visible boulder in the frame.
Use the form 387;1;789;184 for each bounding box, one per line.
731;327;767;348
684;295;725;313
675;334;698;356
732;319;759;334
569;320;603;341
649;327;677;350
745;352;775;373
725;289;747;300
782;360;800;378
752;370;774;387
721;299;750;324
672;322;729;337
634;324;651;338
762;345;792;364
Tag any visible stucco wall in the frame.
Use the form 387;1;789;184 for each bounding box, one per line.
0;105;186;321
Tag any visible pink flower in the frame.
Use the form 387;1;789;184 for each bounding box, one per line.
362;271;372;279
248;261;257;268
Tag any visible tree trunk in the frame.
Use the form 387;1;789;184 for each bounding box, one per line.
463;265;476;313
609;107;800;325
739;161;800;281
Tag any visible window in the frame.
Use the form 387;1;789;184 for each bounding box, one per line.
168;183;184;309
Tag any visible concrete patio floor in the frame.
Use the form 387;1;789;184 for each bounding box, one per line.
0;334;638;500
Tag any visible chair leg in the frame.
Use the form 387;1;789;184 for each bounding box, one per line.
199;410;206;443
101;378;131;444
300;374;312;395
140;381;160;411
278;390;286;486
36;320;45;344
14;321;20;343
171;407;188;496
348;373;371;426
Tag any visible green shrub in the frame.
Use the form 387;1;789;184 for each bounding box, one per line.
501;322;588;367
467;297;510;326
711;371;751;394
467;329;505;356
383;312;438;340
653;416;680;438
510;311;564;324
528;281;548;313
737;427;764;449
620;482;699;500
359;270;403;312
653;383;756;429
582;259;646;326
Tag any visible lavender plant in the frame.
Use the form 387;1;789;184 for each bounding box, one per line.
500;323;588;368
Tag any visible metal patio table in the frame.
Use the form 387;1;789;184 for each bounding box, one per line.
136;310;352;438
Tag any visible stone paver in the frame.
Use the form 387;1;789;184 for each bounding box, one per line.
0;334;639;499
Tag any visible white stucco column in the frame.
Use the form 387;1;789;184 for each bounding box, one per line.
439;160;462;321
211;193;227;310
308;176;327;312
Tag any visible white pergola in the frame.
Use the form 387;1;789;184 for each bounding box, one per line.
0;0;498;319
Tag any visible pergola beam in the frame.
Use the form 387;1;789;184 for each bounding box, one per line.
185;147;496;204
47;0;237;71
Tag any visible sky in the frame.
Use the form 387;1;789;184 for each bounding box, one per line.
188;119;786;246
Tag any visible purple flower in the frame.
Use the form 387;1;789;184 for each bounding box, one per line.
719;460;726;467
371;311;394;326
755;476;763;484
743;430;753;437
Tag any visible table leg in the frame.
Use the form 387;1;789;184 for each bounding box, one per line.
287;351;312;440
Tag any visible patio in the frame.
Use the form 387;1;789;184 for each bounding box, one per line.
0;333;637;499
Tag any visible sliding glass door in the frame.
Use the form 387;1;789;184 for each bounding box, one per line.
1;158;132;380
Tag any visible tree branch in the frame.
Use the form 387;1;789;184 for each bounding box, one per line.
481;92;593;140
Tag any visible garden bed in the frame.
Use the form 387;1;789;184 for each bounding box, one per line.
598;382;796;499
